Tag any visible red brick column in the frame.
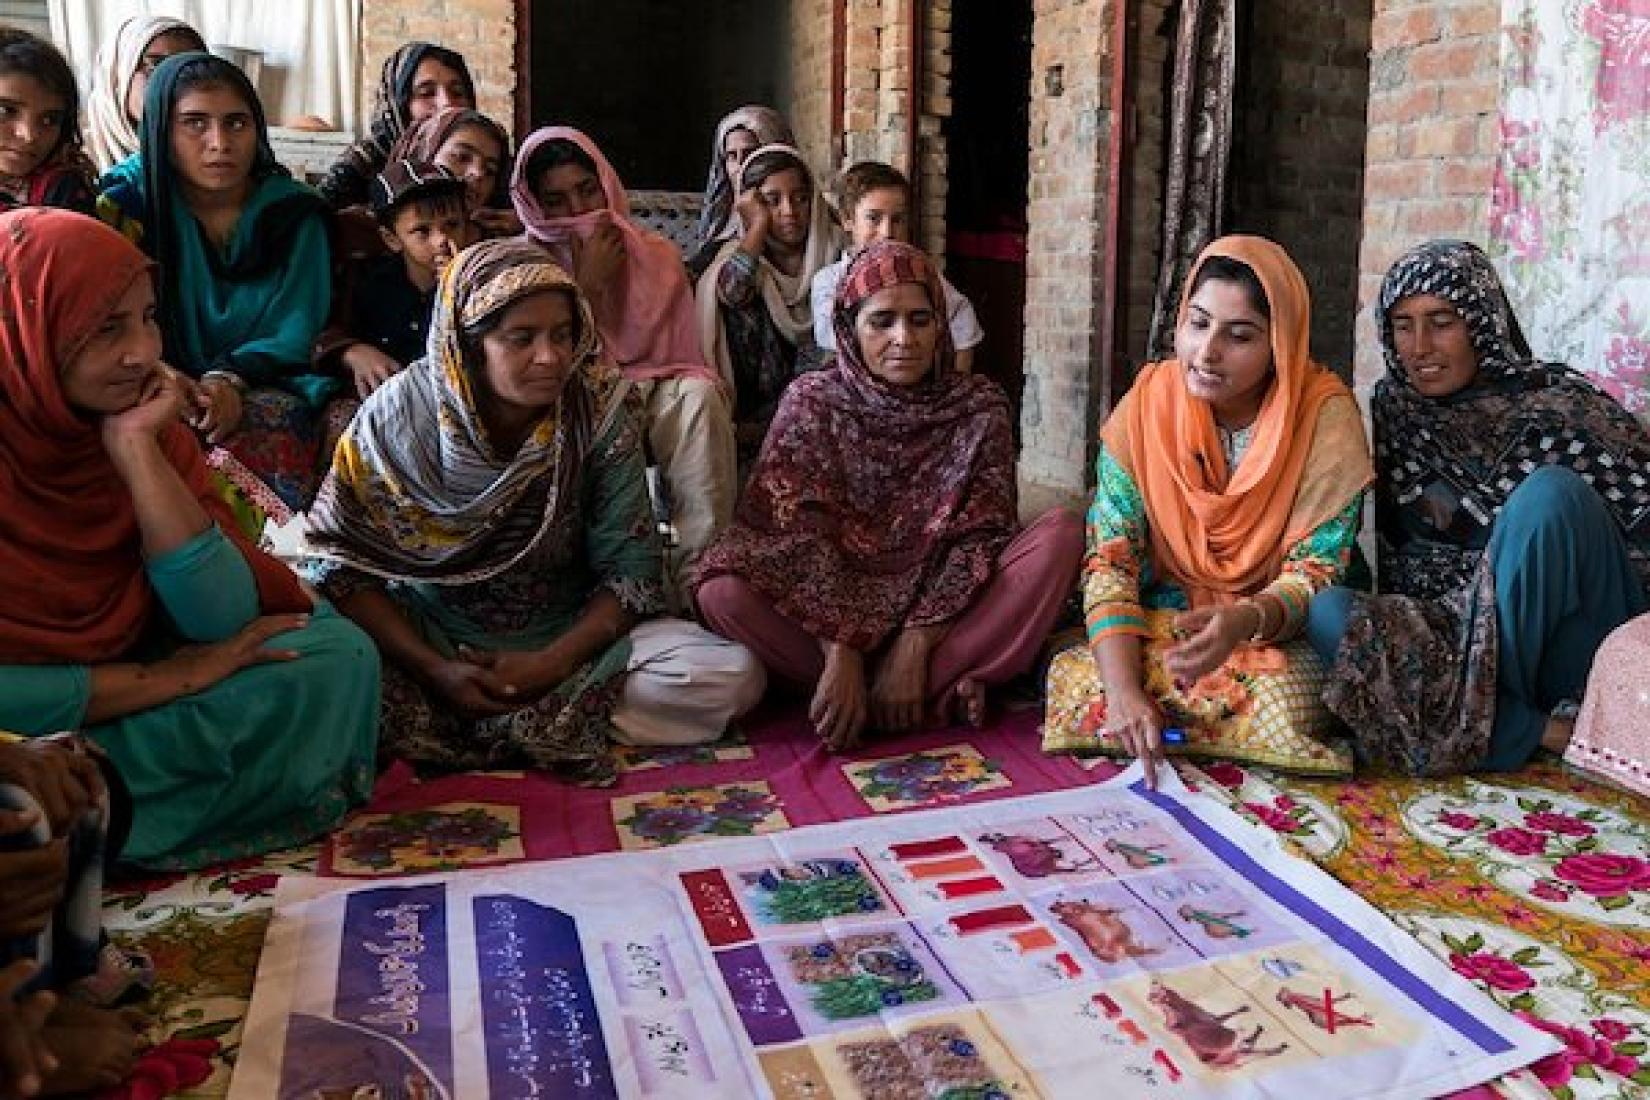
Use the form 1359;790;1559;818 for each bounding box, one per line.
1355;0;1500;394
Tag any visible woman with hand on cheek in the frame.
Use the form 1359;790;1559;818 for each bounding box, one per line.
0;210;379;871
694;144;843;463
686;105;794;279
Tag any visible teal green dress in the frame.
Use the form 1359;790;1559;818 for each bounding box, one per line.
0;528;379;869
95;52;343;514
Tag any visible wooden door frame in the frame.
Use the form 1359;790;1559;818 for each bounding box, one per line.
513;0;533;138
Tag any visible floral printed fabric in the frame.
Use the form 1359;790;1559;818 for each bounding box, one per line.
1081;446;1364;644
1493;0;1650;423
1043;615;1355;776
842;744;1012;811
610;782;789;850
1189;757;1650;1100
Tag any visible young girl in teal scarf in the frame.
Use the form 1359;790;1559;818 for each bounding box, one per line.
98;53;341;518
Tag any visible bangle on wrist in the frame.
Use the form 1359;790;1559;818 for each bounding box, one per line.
1245;595;1278;643
201;369;248;394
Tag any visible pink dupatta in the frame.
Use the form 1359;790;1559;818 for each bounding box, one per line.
510;126;718;388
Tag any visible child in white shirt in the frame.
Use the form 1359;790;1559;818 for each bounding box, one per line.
810;161;984;372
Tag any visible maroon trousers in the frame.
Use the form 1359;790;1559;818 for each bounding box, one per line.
698;509;1083;706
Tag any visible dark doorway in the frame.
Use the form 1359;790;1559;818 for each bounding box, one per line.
525;1;786;190
943;0;1034;422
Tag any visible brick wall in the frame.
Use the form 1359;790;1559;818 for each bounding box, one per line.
1018;0;1115;511
358;0;517;135
1230;0;1373;377
826;0;952;259
1355;0;1500;393
779;0;836;175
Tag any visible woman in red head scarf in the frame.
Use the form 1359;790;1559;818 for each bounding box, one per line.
0;208;379;870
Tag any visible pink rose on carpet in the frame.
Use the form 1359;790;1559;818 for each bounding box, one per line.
1521;1010;1645;1079
1523;811;1595;837
1242;801;1298;833
1449;951;1535;993
1272;794;1297;811
1592;1018;1633;1043
1529;880;1572;904
1438;810;1482;832
1553;853;1650;898
1485;826;1549;857
1201;761;1246;788
1527;1046;1580;1090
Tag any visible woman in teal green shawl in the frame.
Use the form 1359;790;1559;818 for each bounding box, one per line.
97;52;342;518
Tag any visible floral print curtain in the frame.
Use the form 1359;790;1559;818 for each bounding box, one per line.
1491;0;1650;422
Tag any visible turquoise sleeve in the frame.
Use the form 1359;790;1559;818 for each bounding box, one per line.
147;527;259;643
0;665;89;735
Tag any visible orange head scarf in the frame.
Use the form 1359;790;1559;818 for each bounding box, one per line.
1101;235;1372;609
0;208;306;665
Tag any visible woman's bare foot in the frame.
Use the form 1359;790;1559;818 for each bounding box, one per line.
952;678;987;729
39;999;146;1095
1541;713;1576;755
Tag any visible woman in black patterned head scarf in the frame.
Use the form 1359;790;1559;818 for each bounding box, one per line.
1306;239;1650;776
317;42;476;210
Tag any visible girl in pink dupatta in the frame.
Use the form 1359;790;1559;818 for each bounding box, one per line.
511;126;735;609
696;241;1082;750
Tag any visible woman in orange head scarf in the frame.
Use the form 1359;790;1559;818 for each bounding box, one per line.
1044;236;1373;786
0;208;380;870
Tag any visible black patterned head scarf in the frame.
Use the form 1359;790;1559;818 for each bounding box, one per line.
1377;239;1536;391
1372;239;1650;598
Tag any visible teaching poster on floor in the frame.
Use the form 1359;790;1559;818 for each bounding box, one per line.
229;763;1559;1099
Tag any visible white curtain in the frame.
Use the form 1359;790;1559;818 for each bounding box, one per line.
1491;0;1650;423
49;0;361;133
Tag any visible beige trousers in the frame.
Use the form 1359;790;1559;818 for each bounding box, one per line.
640;377;737;610
610;618;767;747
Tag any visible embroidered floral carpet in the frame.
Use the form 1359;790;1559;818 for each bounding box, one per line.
104;706;1649;1099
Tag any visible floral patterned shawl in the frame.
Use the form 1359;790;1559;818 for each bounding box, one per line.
1372;239;1650;600
695;241;1016;649
304;238;627;585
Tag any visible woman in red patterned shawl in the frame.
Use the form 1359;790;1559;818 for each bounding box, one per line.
696;241;1082;750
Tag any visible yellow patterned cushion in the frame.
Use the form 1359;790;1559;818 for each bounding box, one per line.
1041;610;1353;776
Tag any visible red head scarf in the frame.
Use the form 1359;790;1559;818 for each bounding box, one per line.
0;208;306;664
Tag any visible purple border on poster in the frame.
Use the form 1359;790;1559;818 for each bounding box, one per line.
336;884;455;1094
713;944;803;1046
1133;781;1512;1054
473;895;615;1098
